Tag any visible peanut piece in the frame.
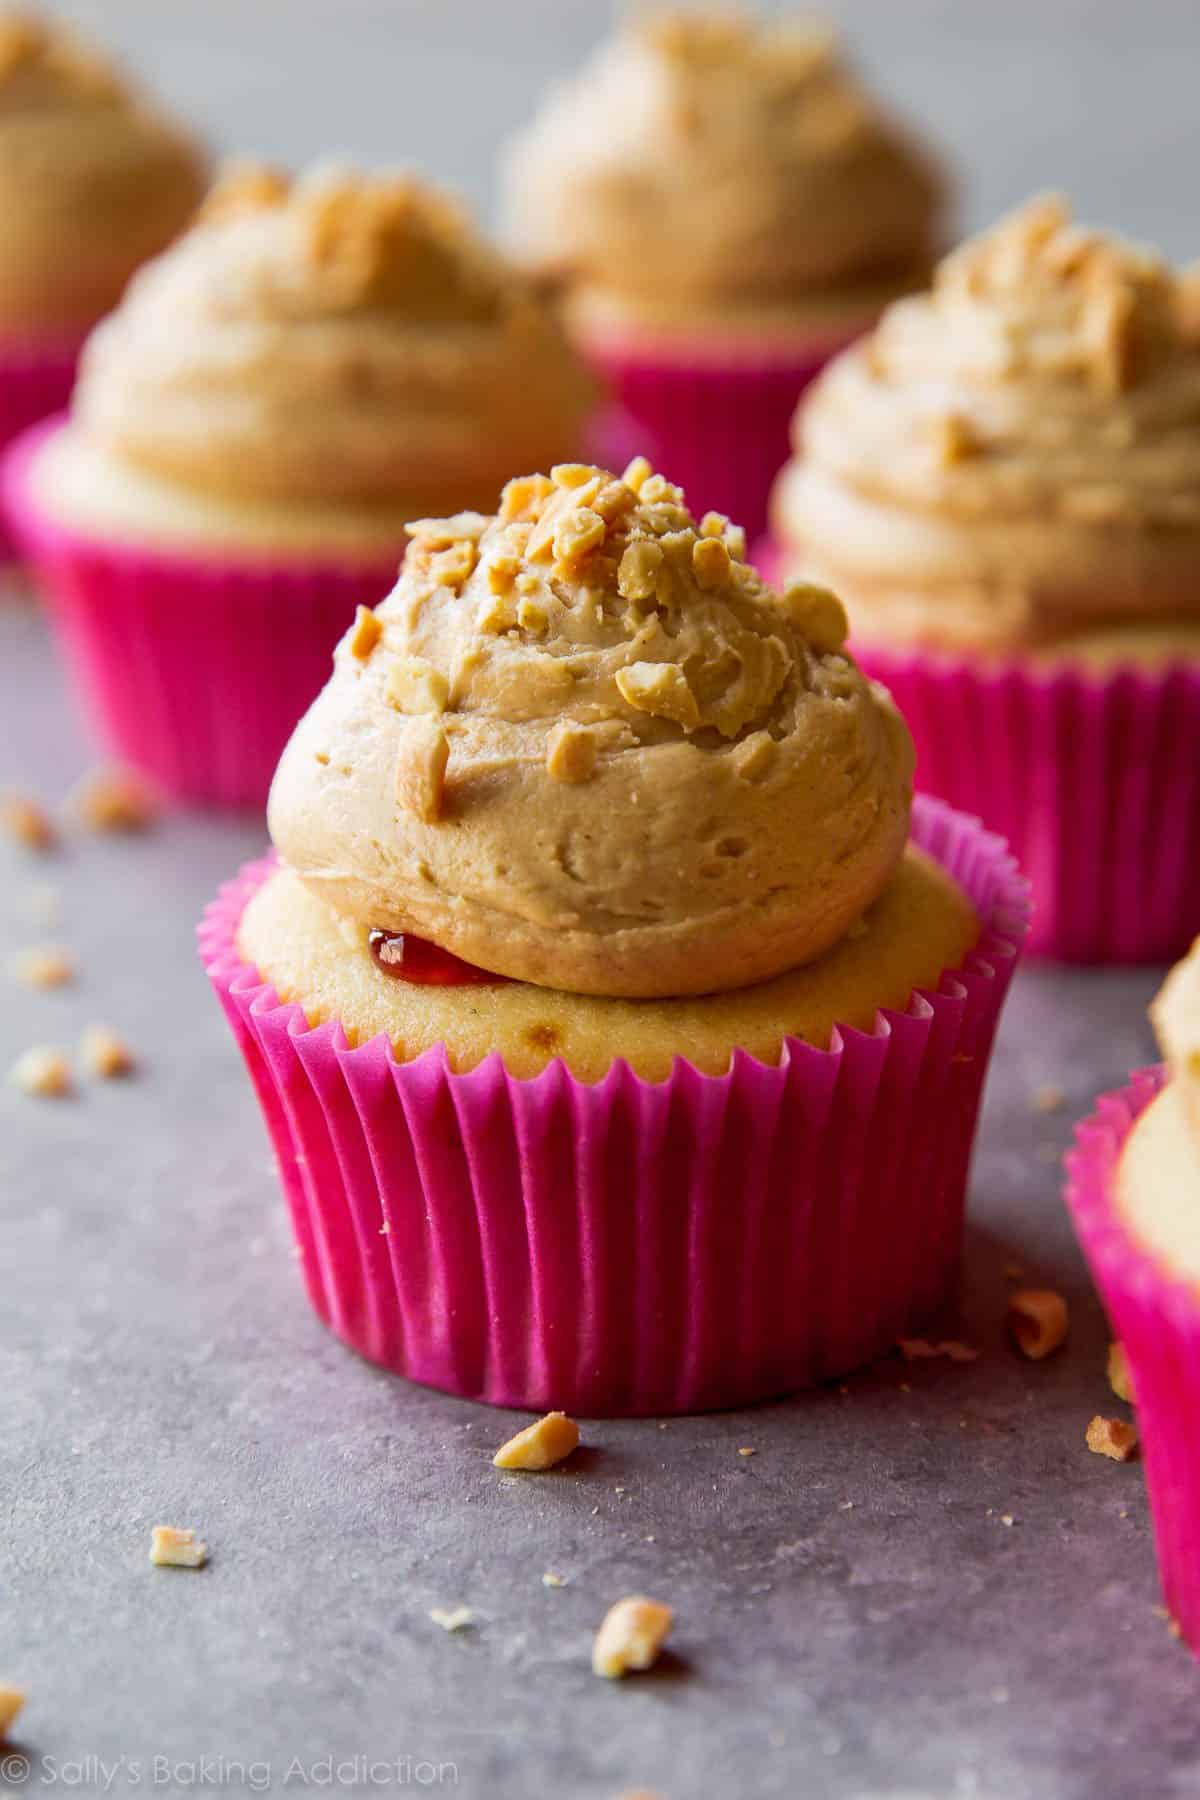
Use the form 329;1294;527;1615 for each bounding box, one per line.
783;582;848;653
386;657;449;716
347;605;382;660
1;792;55;850
0;1685;25;1739
80;1025;135;1080
592;1596;673;1679
10;1046;71;1098
11;946;75;989
72;768;155;834
616;661;700;730
1007;1288;1068;1360
395;720;449;823
1086;1416;1138;1462
493;1411;580;1471
1107;1342;1136;1405
546;724;598;784
149;1526;208;1568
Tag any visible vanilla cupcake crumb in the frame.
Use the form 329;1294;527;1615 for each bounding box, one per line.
1007;1288;1069;1360
1086;1416;1138;1462
10;1046;71;1098
493;1411;580;1471
592;1596;673;1679
149;1526;208;1568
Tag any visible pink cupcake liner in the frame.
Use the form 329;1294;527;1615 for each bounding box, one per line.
4;417;403;810
851;642;1200;964
1065;1066;1200;1654
580;322;860;543
0;337;82;563
199;795;1029;1416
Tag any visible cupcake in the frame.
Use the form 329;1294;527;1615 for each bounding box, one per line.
770;196;1200;962
0;12;205;554
200;458;1028;1415
5;164;595;809
1066;939;1200;1651
501;10;946;543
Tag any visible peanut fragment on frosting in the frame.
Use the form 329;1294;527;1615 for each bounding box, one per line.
493;1411;580;1471
395;719;449;824
347;605;382;660
592;1596;673;1679
546;722;598;784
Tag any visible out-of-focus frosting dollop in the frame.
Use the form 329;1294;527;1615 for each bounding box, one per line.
1153;938;1200;1156
70;163;596;508
0;11;206;334
502;11;943;319
269;459;913;999
773;196;1200;651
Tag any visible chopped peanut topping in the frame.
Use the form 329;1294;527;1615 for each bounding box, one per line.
429;1606;473;1632
616;661;700;730
782;583;848;653
621;455;653;493
1;792;56;851
493;1411;580;1471
80;1025;135;1080
149;1526;208;1568
592;1596;673;1679
551;463;599;489
347;605;383;660
10;1046;71;1098
395;720;449;823
552;506;607;575
933;412;978;465
617;539;664;603
498;474;555;525
0;1684;25;1739
72;768;156;834
1007;1288;1069;1360
1107;1342;1136;1405
10;946;75;990
692;534;731;588
732;732;775;780
546;723;599;784
386;657;449;716
1086;1416;1138;1462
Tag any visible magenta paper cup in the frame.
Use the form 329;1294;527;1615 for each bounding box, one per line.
580;321;860;544
848;641;1200;964
0;337;81;562
1066;1067;1200;1654
199;795;1029;1417
4;418;403;811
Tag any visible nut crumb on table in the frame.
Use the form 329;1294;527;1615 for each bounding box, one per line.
1;791;55;850
592;1596;673;1680
493;1410;579;1470
898;1337;980;1363
11;945;75;989
542;1571;566;1588
1006;1288;1069;1360
10;1045;71;1097
72;767;157;834
0;1684;25;1738
149;1526;208;1568
80;1024;136;1080
429;1606;473;1632
1032;1083;1066;1113
1086;1416;1139;1462
1107;1341;1135;1404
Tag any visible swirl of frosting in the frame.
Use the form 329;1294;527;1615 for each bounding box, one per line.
1153;937;1200;1156
773;196;1200;650
70;163;595;508
501;10;944;318
268;459;913;999
0;11;206;335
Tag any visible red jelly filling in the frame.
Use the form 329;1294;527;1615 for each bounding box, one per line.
368;928;509;987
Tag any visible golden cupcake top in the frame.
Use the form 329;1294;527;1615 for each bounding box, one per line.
269;459;914;1000
773;196;1200;651
502;9;944;323
0;11;206;334
66;162;594;515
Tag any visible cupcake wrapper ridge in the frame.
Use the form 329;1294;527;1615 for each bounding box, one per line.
4;417;404;810
1066;1067;1200;1655
200;795;1029;1416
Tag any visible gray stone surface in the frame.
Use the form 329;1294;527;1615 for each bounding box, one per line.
1;594;1195;1799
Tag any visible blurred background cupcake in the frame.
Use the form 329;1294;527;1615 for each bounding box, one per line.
769;196;1200;962
501;8;947;542
0;9;205;559
1067;938;1200;1651
202;457;1027;1415
5;162;596;809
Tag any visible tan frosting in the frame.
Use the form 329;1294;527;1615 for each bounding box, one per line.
268;459;913;999
773;196;1200;653
1153;937;1200;1155
0;12;206;335
502;11;943;319
68;163;595;510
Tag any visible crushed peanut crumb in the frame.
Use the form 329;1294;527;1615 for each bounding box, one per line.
395;719;449;823
737;1446;756;1458
592;1596;673;1680
782;582;848;654
149;1526;208;1568
1;792;55;851
1107;1341;1136;1405
72;768;156;834
80;1025;135;1081
1086;1416;1138;1462
542;1571;566;1588
0;1684;24;1739
10;1046;71;1098
621;455;653;493
546;722;598;784
10;946;75;989
897;1338;980;1364
493;1411;579;1471
1032;1083;1066;1114
386;656;449;716
347;604;383;660
1006;1288;1069;1360
429;1606;473;1632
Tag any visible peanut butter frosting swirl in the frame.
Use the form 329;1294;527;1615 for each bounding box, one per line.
773;196;1200;651
0;12;206;335
1153;938;1200;1156
269;460;913;999
502;11;943;317
70;163;595;509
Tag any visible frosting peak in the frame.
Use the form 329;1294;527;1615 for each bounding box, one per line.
0;13;128;106
268;461;914;999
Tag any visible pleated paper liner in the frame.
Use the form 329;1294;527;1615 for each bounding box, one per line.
1066;1067;1200;1655
200;795;1029;1416
4;416;404;810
